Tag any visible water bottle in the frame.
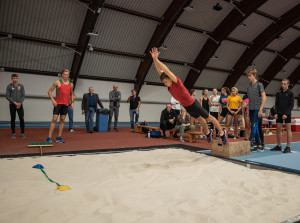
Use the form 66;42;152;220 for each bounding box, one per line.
147;130;150;138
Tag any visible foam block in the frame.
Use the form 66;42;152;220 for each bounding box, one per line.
211;140;250;158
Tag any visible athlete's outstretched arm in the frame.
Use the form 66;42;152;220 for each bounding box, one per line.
150;47;177;83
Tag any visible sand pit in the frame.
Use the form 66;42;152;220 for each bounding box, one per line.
0;148;300;223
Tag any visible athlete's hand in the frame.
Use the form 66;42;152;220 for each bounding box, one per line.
282;115;287;120
150;47;160;59
274;114;278;119
82;110;85;114
52;101;57;107
71;103;74;110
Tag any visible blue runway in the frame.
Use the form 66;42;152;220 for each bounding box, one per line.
200;142;300;174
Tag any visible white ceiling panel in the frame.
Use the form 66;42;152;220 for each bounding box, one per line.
0;0;86;43
159;26;207;63
206;41;248;70
177;0;233;32
90;9;158;55
80;52;141;80
228;13;273;43
145;63;189;84
0;39;74;72
265;80;282;95
257;0;299;18
235;75;250;93
266;28;300;51
194;69;229;89
251;51;277;75
275;59;300;79
105;0;172;18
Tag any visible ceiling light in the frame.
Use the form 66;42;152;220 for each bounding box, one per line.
184;5;195;12
213;3;223;11
158;43;167;50
210;54;219;60
87;31;99;36
87;44;93;51
276;35;283;40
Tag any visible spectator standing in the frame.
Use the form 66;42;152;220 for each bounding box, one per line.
209;88;220;137
81;87;104;133
108;85;121;132
246;68;266;152
127;89;141;131
171;96;181;118
6;73;26;139
271;79;294;153
67;93;76;132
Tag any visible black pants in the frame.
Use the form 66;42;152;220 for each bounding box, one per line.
160;120;175;137
258;117;264;145
10;104;25;134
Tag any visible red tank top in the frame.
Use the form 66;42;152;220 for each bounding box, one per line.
56;80;71;106
168;76;195;107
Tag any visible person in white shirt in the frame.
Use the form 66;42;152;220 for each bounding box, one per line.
209;88;221;138
171;96;181;118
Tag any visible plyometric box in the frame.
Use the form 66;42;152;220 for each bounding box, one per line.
211;140;250;158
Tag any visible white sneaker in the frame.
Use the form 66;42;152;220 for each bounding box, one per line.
268;132;273;135
230;128;234;131
234;137;237;140
199;135;203;139
70;129;75;132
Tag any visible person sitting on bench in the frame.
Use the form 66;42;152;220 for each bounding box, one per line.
175;108;195;142
160;104;178;139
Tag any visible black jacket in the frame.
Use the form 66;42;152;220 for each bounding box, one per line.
275;88;294;115
160;108;177;123
81;93;104;112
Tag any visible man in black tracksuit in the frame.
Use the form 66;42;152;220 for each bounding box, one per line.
6;73;26;139
271;79;294;153
160;103;178;139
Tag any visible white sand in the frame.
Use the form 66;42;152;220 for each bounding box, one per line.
0;149;300;223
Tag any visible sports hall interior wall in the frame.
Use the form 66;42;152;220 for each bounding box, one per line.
0;71;299;123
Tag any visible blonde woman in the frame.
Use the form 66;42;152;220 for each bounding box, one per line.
175;108;195;142
226;87;242;139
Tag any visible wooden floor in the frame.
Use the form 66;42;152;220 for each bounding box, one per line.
0;127;299;157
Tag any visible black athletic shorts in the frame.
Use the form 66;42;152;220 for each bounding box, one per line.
53;104;68;115
220;107;229;117
185;99;209;119
228;109;239;116
276;114;291;124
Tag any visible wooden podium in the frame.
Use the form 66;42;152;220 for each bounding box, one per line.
211;140;250;158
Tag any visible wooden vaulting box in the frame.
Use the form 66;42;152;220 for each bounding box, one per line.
211;140;250;158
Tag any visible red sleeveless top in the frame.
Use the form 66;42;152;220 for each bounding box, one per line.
168;76;195;107
56;80;71;106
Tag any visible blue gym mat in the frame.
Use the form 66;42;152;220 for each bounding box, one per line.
200;142;300;174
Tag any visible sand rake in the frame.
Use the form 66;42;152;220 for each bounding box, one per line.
33;164;71;191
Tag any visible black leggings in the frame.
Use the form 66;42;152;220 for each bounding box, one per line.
210;112;219;135
10;103;25;134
